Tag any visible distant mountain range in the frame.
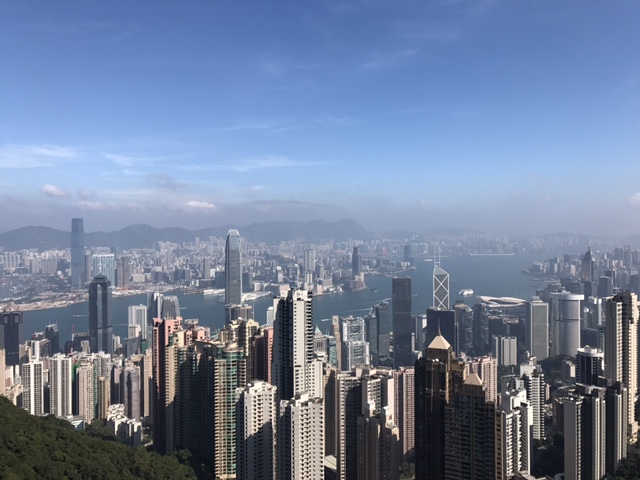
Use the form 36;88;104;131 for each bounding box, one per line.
0;219;374;250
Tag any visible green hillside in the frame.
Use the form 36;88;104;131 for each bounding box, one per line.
0;397;196;480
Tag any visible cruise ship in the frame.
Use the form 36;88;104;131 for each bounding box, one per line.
459;288;474;296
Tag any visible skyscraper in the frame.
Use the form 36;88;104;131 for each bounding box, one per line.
0;305;23;366
49;353;73;417
128;305;148;340
225;229;242;306
605;291;638;439
272;289;318;401
582;246;595;282
496;388;531;479
278;393;324;480
550;291;583;357
433;265;450;310
392;277;414;368
89;275;112;354
352;246;362;277
303;247;315;284
443;373;495;480
92;254;116;286
415;333;466;479
525;297;549;361
576;346;604;385
70;218;85;289
21;359;44;416
236;381;277;480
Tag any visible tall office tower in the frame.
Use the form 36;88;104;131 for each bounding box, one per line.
122;366;141;420
251;326;273;383
225;229;242;306
582;246;595;282
0;348;5;390
212;343;247;479
467;356;497;403
341;316;369;370
303;247;315;284
605;291;638;439
576;346;604;385
375;302;391;364
425;308;458;355
151;316;183;454
116;256;131;288
70;218;85;289
520;358;546;441
278;393;324;480
332;316;343;371
272;289;317;401
392;277;414;368
443;373;496;480
415;334;466;479
352;246;362;277
49;353;73;417
357;405;400;480
365;311;379;367
606;382;628;474
129;351;152;418
21;360;44;415
97;375;110;420
92;254;116;286
45;324;60;354
455;303;473;354
225;304;254;324
0;305;23;366
495;389;531;479
161;295;181;319
564;385;607;480
525;297;549;361
89;275;112;354
433;264;450;310
147;291;163;325
128;305;148;340
403;244;412;264
77;363;95;422
550;291;584;357
492;335;518;366
598;275;614;298
393;367;415;461
236;381;277;480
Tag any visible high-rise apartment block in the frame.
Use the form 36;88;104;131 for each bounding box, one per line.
49;353;73;417
236;381;277;480
605;291;638;439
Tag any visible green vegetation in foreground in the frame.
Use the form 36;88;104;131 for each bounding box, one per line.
0;396;196;480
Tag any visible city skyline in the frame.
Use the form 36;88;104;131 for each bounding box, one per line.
1;2;640;235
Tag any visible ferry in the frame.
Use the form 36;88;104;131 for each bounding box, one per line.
459;289;474;296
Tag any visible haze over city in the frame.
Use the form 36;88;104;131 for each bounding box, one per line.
2;1;639;235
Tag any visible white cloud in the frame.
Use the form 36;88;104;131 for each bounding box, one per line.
78;188;94;199
0;144;79;168
178;155;322;173
629;193;640;206
41;184;69;198
182;201;216;211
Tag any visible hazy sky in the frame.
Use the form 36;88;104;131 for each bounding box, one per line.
1;1;640;236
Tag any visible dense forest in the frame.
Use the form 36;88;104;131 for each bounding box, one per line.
0;397;196;479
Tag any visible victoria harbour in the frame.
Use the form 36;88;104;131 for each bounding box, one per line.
23;253;545;343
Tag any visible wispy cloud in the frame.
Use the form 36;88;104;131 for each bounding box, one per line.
629;193;640;207
362;49;418;70
41;184;69;198
0;144;79;168
78;188;94;199
182;200;216;211
103;152;188;167
146;173;185;191
315;116;361;127
178;155;324;173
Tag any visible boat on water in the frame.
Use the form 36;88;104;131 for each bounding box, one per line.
459;288;474;296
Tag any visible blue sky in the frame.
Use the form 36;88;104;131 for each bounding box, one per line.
1;1;639;235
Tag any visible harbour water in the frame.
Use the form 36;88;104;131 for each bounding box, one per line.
23;253;546;343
